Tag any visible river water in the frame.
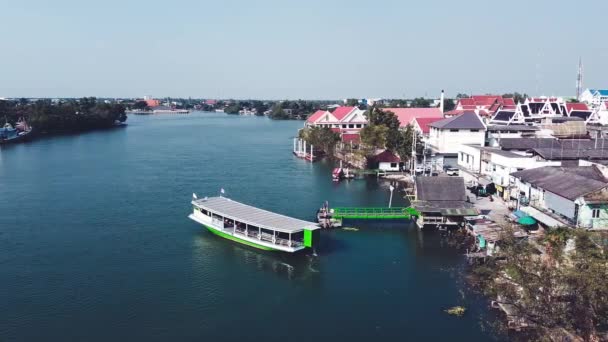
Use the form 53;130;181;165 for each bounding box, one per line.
0;112;500;341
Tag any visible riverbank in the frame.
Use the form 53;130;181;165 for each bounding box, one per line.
0;98;127;144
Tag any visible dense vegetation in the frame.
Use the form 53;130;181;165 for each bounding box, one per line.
297;126;341;154
360;108;423;160
473;228;608;340
0;98;127;134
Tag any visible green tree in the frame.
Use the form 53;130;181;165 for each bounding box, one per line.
443;99;455;112
299;126;340;153
501;92;528;104
476;228;608;340
410;97;431;108
456;93;470;99
268;103;289;119
360;125;389;149
133;101;149;110
345;98;360;106
224;102;241;115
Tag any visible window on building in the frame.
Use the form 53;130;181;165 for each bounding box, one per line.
471;129;479;132
592;208;601;219
356;124;361;128
466;155;470;163
460;153;464;161
450;129;459;132
349;124;354;128
342;124;347;128
390;163;397;168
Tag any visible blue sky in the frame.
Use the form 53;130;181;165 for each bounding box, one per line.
1;0;606;99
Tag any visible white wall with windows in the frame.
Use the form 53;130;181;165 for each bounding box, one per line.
428;127;485;154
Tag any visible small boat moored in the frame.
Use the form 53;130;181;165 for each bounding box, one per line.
0;117;33;145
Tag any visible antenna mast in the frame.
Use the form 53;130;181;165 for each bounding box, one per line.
576;57;583;100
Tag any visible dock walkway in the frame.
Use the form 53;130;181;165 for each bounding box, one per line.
331;207;419;220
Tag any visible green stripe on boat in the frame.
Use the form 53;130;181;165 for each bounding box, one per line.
205;225;279;251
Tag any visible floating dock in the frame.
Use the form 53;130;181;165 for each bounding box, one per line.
190;196;320;253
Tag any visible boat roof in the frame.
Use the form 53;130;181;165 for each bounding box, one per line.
192;196;319;232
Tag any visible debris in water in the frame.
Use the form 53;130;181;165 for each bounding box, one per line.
342;227;359;231
444;306;466;317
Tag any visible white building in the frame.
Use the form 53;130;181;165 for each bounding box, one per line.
579;89;608;107
458;144;559;200
305;106;368;133
427;112;486;155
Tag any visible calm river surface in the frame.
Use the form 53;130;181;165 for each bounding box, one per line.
0;112;500;341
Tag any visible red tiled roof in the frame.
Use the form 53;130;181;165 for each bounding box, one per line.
204;99;217;105
306;110;327;123
566;103;589;112
372;150;401;163
341;133;360;144
414;117;444;134
331;106;356;120
458;98;476;106
382;108;443;127
471;96;500;106
503;98;516;106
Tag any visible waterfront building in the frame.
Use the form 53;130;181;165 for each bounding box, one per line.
370;150;402;172
511;165;608;229
142;96;160;107
427;112;486;155
445;95;516;118
412;176;478;228
305;106;368;133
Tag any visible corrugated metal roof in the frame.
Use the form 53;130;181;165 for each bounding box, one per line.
415;177;467;202
192;197;319;232
511;166;608;200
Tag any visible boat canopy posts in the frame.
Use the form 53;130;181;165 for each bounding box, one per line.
190;196;320;252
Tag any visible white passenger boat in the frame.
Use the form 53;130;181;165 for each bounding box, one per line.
189;196;320;253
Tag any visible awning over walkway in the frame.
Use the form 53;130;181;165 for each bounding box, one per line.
520;206;563;228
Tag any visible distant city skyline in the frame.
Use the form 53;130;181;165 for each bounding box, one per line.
1;0;607;99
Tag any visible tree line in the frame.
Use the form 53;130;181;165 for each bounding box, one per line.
0;98;127;134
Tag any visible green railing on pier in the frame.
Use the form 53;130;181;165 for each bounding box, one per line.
331;207;420;220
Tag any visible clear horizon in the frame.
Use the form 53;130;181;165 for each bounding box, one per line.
1;0;606;99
